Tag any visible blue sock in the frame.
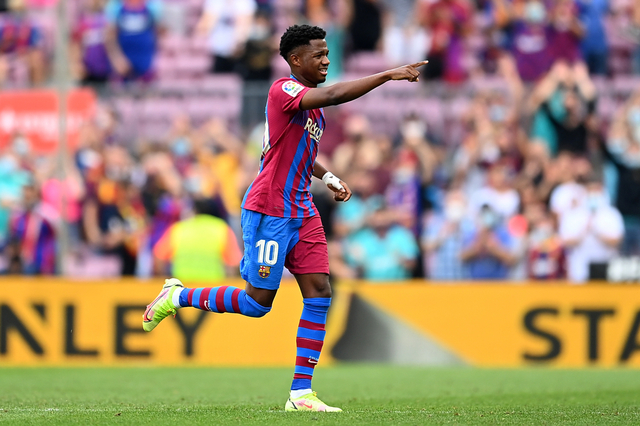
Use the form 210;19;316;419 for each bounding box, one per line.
178;286;270;317
291;297;331;391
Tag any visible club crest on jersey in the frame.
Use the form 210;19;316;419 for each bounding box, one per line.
258;265;271;278
304;118;323;143
282;81;304;97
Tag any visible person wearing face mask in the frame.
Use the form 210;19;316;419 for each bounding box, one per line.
526;213;566;280
460;204;517;279
422;189;470;280
504;0;553;82
604;95;640;256
559;177;624;282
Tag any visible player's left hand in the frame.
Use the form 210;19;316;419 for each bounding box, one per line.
331;180;352;202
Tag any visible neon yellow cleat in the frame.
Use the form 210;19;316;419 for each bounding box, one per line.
285;392;342;412
142;278;183;332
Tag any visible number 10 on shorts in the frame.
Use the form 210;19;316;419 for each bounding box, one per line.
256;239;279;265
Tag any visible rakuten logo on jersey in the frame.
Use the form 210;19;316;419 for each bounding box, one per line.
304;118;323;143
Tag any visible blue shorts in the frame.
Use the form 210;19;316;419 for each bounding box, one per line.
240;209;329;290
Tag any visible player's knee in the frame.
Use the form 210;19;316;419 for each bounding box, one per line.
310;276;332;298
243;293;272;318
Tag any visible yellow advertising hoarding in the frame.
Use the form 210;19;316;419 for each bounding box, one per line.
356;283;640;367
1;279;640;367
0;279;311;366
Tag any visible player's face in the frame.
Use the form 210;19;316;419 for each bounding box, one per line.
298;39;330;85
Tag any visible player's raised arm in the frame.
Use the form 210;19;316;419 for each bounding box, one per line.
299;61;429;110
279;24;427;111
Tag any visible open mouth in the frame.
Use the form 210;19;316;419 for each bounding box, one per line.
319;69;328;76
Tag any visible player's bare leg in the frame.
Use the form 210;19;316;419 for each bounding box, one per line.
285;273;341;412
245;283;277;307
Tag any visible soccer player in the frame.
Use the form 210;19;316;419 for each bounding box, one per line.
142;24;427;412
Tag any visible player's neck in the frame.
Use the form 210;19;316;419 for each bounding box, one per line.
290;71;317;88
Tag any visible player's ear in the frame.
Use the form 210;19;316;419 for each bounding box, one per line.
289;52;301;68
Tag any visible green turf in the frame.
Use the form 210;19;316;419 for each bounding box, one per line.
0;366;639;425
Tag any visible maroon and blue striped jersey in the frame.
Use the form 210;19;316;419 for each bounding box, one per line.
242;77;325;218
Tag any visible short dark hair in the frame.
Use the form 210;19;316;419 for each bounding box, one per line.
279;24;326;61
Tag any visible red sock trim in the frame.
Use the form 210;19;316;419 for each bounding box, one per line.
293;373;313;380
295;356;318;368
298;319;325;331
187;288;195;306
199;288;212;311
296;337;323;352
215;285;229;313
230;288;241;313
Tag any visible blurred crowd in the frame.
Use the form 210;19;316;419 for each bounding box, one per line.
1;0;640;283
1;0;640;86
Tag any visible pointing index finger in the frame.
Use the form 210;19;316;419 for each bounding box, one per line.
411;60;429;68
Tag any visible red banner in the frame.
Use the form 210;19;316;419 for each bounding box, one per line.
0;89;97;153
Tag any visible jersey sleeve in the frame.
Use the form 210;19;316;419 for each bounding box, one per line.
270;79;311;114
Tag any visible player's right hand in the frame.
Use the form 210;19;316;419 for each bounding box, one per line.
333;180;352;202
387;60;429;82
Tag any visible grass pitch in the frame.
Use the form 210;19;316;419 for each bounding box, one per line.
0;366;639;425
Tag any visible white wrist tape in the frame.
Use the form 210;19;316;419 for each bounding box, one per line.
322;172;344;191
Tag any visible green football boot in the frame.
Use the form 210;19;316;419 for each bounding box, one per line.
142;278;184;332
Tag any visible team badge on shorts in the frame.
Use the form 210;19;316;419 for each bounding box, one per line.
258;265;271;278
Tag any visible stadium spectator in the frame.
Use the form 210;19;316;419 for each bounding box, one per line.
382;0;427;66
0;152;31;265
346;0;383;53
343;205;419;281
502;0;553;82
0;0;45;86
333;168;383;239
139;148;184;276
386;120;439;234
547;0;584;64
604;91;640;256
153;196;241;282
105;0;164;82
418;0;472;82
528;61;597;156
196;117;245;227
71;0;111;86
40;156;86;246
526;207;566;280
468;162;521;221
196;0;256;74
576;0;609;75
422;188;469;280
331;114;391;193
239;9;273;81
7;179;58;275
460;204;516;279
549;153;591;219
559;176;624;282
82;146;143;275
